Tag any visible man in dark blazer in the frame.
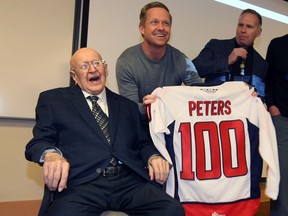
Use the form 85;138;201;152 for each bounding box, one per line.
193;9;267;98
265;34;288;216
25;48;185;216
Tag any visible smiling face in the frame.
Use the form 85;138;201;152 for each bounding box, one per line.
70;48;107;95
139;7;171;48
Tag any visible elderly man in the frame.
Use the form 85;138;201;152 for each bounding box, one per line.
25;48;185;216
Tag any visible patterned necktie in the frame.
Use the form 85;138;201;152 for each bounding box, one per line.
87;96;110;144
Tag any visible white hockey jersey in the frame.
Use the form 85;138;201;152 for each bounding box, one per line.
147;82;279;216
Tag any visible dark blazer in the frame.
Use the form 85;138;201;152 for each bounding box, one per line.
193;38;267;79
265;34;288;117
192;38;268;98
25;85;159;186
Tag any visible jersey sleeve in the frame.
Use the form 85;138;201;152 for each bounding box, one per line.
149;88;173;164
257;98;280;200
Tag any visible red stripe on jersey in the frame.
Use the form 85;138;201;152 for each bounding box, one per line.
182;198;260;216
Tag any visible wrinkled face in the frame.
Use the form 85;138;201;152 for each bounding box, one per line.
139;8;171;47
70;48;107;95
236;13;262;47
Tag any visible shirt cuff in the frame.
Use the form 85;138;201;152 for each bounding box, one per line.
39;148;62;163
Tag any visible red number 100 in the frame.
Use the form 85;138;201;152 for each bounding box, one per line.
179;120;248;180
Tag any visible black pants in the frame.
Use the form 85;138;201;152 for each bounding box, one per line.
270;116;288;216
46;168;185;216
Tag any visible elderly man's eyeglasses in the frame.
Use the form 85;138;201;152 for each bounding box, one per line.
76;60;106;72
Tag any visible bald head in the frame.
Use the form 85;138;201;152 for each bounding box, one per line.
69;47;107;95
70;48;102;70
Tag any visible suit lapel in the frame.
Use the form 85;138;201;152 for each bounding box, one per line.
227;38;235;55
106;88;120;146
68;85;110;145
227;38;237;72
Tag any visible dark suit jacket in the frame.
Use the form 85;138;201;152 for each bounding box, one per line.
25;85;160;186
193;38;267;81
265;34;288;117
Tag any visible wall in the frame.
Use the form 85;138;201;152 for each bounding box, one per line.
0;0;74;119
0;0;75;210
0;119;43;202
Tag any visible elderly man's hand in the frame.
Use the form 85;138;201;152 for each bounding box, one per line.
148;155;171;185
43;152;70;192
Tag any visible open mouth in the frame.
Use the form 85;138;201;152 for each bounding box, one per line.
154;33;166;38
89;75;100;82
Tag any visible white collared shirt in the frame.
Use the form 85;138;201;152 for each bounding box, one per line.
82;89;109;116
